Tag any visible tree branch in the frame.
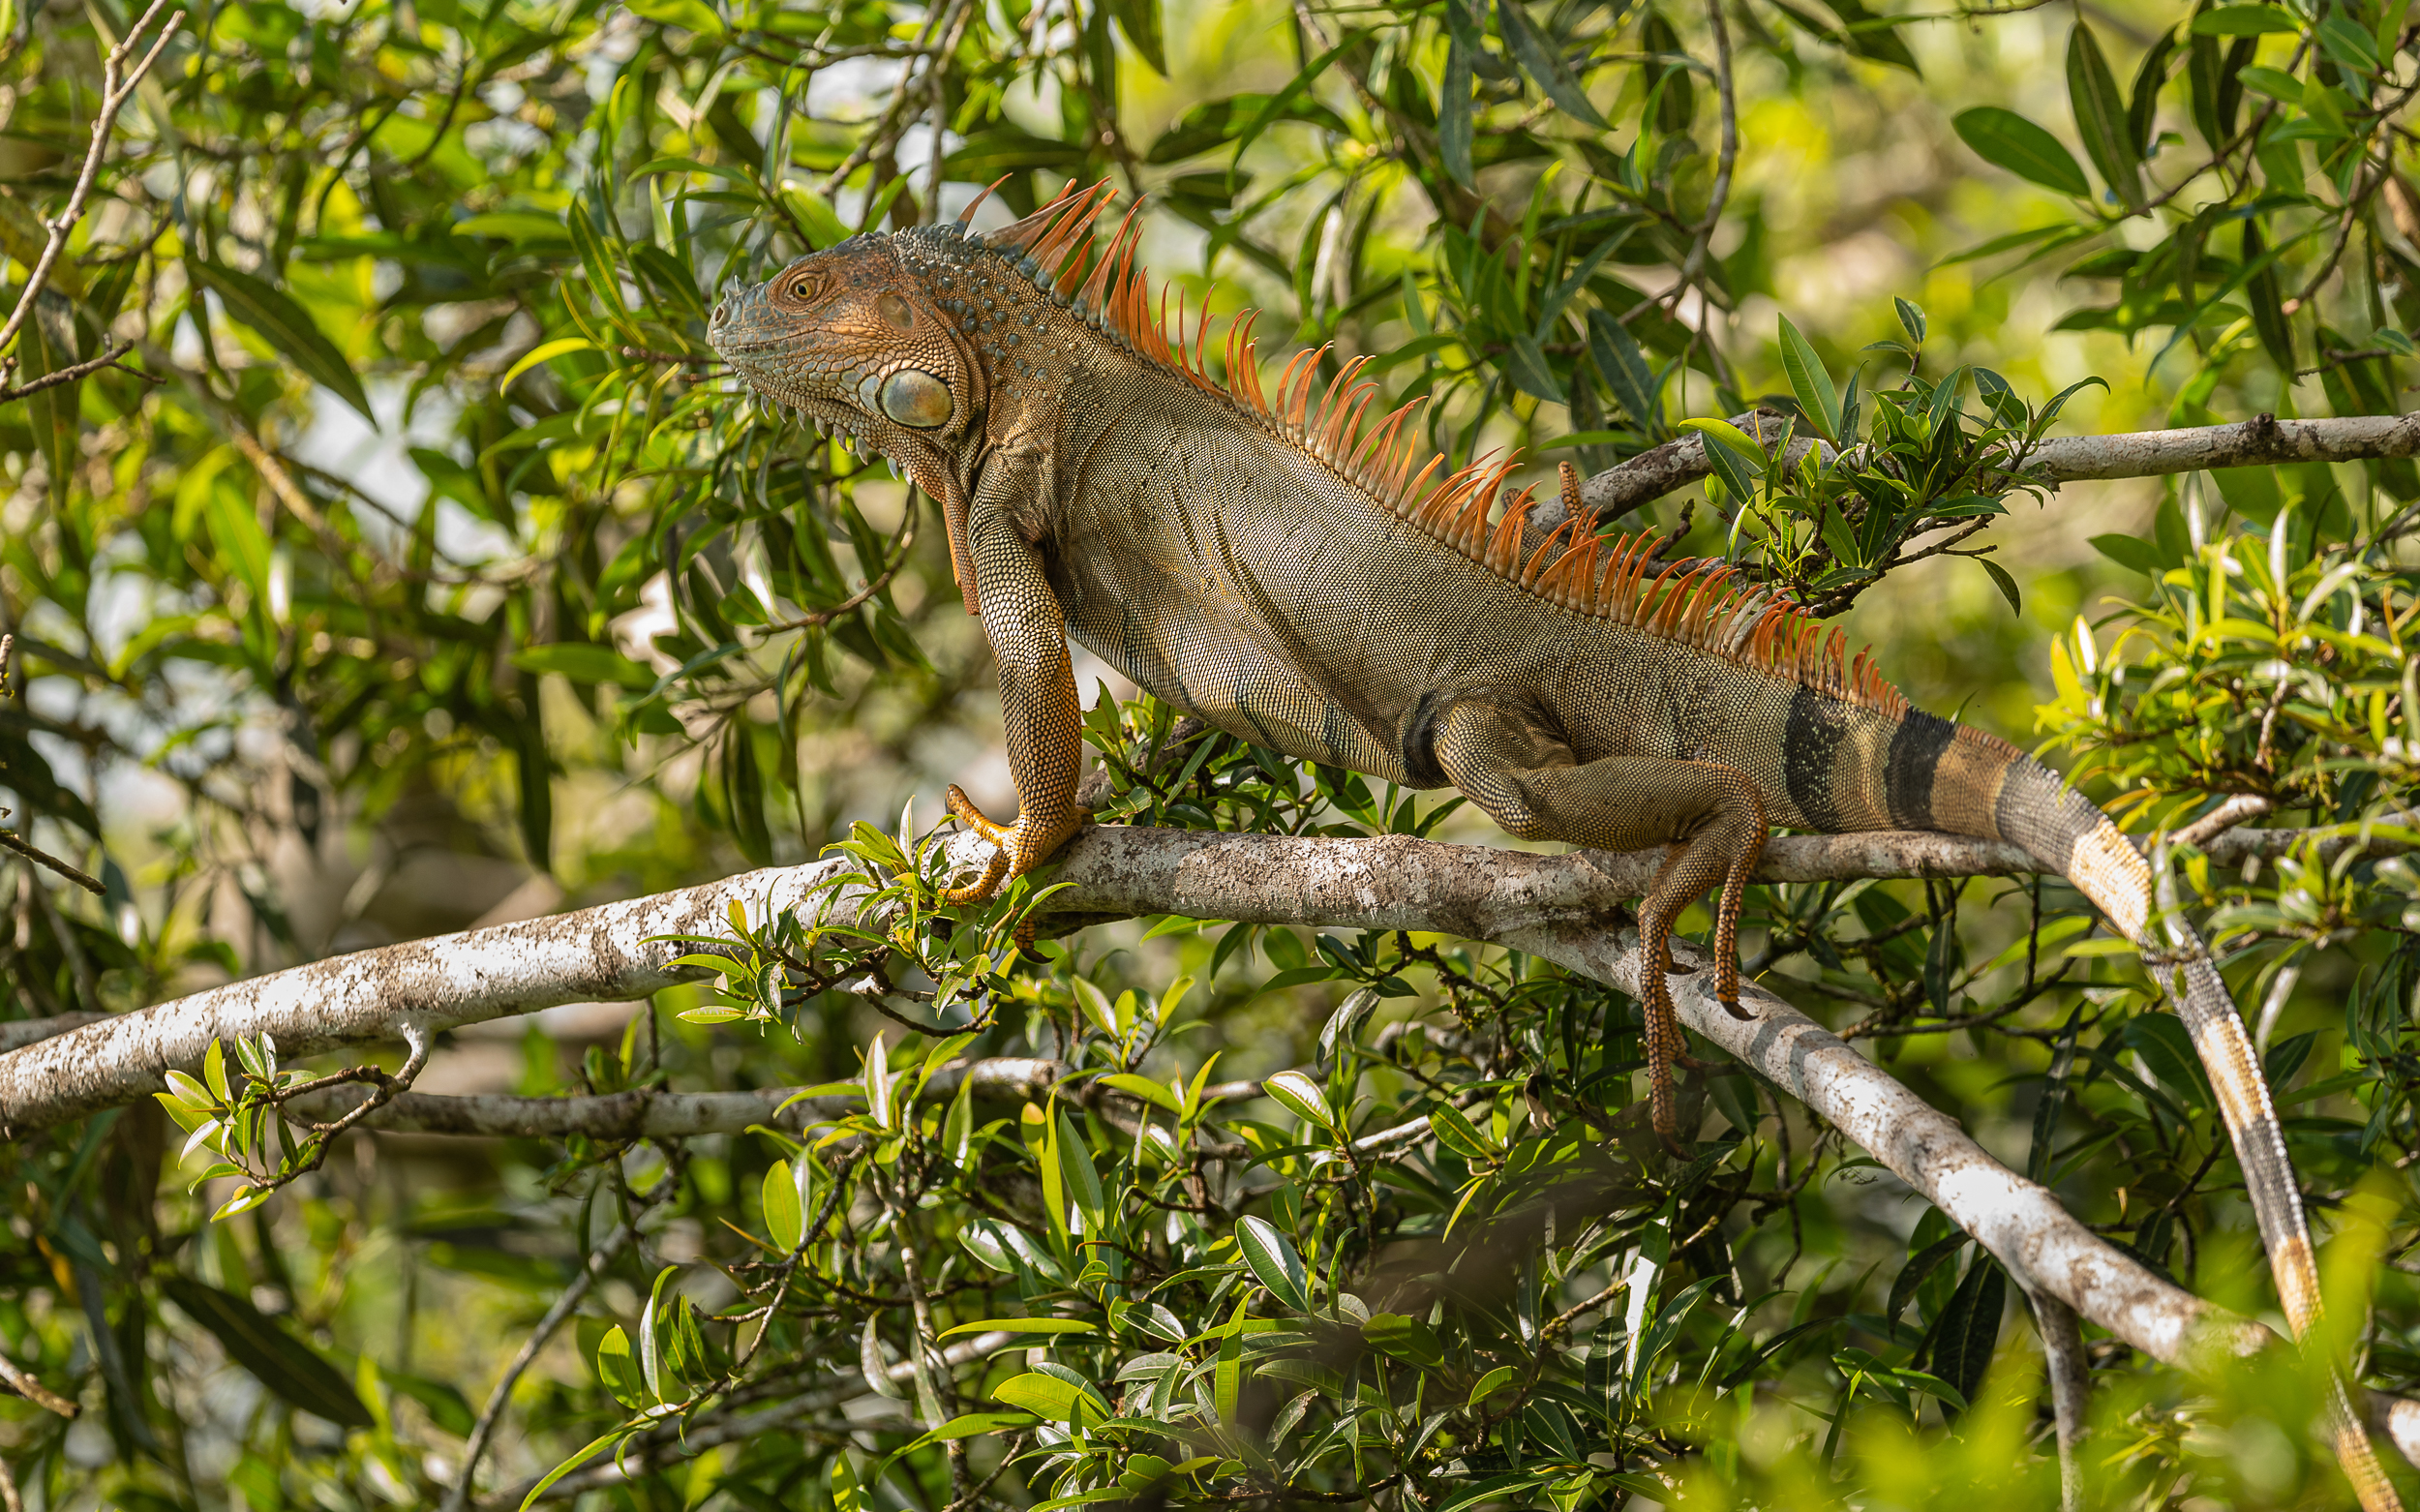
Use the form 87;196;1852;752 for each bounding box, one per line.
1574;410;2420;520
5;819;2409;1134
284;1056;1075;1139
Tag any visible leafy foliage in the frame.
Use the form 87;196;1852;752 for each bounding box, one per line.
8;0;2420;1504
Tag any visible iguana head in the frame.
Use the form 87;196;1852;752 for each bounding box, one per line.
710;231;991;609
706;184;1202;613
708;233;984;467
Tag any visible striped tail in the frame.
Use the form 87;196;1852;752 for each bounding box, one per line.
1985;759;2399;1509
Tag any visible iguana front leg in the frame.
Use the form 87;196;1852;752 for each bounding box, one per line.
1427;695;1767;1157
942;501;1087;914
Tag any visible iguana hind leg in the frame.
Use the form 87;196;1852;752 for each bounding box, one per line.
1428;696;1768;1157
941;504;1088;927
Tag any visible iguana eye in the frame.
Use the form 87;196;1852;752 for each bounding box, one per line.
879;369;952;429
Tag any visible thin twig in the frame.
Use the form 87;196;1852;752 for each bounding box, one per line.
0;340;153;405
439;1222;638;1512
0;1350;77;1418
765;497;919;632
0;832;103;896
0;0;182;370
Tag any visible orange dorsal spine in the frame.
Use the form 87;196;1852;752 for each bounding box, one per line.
956;182;1911;719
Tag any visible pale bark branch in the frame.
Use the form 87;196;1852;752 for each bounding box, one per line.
1573;410;2420;520
284;1056;1074;1139
2;819;2407;1133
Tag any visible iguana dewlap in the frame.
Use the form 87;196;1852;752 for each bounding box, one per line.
708;184;2380;1495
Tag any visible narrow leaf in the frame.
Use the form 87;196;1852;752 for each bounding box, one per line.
161;1278;373;1428
189;260;376;423
1777;317;1841;442
1497;0;1606;126
763;1159;803;1252
938;1317;1099;1339
1952;107;2092;197
2068;21;2146;211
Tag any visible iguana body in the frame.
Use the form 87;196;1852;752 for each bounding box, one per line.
708;183;2389;1503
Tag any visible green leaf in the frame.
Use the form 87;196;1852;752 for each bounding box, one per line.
1893;296;1927;346
1363;1312;1445;1366
2190;5;2299;34
1102;1073;1181;1112
1951;107;2092;197
1440;37;1476;188
1213;1298;1246;1423
2128;29;2179;159
499;337;598;393
721;725;771;867
780;183;854;250
2235;65;2304;103
1262;1070;1336;1130
2124;1013;2214;1104
1236;1215;1312;1313
188;260;375;423
593;1324;649;1408
1105;0;1165;74
452;211;574;244
1145;95;1349;164
1978;557;2022;613
626;0;724;33
512;642;655;689
1503;331;1567;404
1467;1363;1520;1409
763;1159;804;1252
1678;415;1768;464
161;1278;374;1429
1056;1109;1104;1227
2243;218;2297;372
2317;14;2379;74
1586;309;1662;432
1887;1232;1970;1322
518;1429;631;1512
1813;0;1921;75
1428;1103;1497;1161
1777;317;1841;442
898;1412;1041;1453
1924;1255;2006;1415
2091;533;2163;575
938;1317;1099;1339
2068;21;2145;211
1497;0;1606;126
993;1371;1098;1422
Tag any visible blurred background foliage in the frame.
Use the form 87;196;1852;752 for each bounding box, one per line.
9;0;2420;1501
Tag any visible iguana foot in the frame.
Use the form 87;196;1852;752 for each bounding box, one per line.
939;784;1087;911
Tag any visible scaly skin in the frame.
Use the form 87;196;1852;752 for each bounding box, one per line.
707;185;2395;1506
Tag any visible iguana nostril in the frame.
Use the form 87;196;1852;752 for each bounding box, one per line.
879;369;951;428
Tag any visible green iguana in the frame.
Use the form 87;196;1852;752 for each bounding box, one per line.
708;182;2390;1500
